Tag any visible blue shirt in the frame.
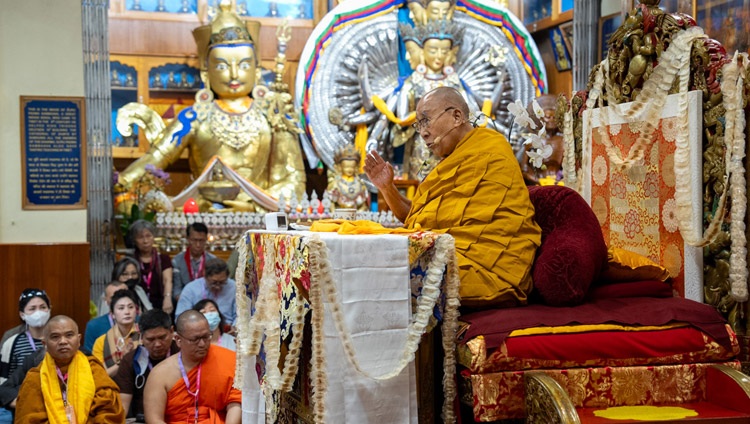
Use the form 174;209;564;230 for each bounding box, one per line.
83;314;112;355
175;277;237;325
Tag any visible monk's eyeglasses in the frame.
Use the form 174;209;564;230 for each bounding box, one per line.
178;333;212;345
412;107;455;132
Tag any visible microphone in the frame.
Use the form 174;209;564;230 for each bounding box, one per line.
432;123;460;146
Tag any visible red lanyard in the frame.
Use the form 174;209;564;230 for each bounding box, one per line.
140;250;157;290
178;352;202;424
55;366;69;406
185;249;205;281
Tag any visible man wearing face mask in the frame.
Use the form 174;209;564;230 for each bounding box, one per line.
0;289;52;422
364;87;542;309
113;309;178;422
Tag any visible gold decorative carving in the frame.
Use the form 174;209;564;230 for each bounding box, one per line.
524;373;581;424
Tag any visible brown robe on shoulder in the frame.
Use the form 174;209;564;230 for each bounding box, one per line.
15;354;124;423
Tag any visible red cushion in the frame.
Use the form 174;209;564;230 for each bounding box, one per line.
527;185;608;306
459;324;739;373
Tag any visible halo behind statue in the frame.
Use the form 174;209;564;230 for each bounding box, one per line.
295;0;547;171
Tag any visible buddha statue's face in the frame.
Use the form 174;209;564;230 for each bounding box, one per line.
339;159;358;178
426;1;451;21
422;39;452;74
404;40;423;70
207;44;256;99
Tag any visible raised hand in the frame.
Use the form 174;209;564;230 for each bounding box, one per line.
364;150;394;191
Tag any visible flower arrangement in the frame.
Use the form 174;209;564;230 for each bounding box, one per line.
132;164;173;214
508;98;553;169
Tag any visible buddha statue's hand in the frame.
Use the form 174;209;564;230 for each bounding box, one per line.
116;103;167;145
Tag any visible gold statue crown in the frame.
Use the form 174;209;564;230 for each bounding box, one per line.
334;144;361;164
192;0;261;72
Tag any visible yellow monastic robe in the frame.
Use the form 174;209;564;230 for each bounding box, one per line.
404;128;541;307
15;353;124;423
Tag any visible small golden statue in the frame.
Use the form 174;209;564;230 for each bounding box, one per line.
327;145;370;211
198;162;241;209
116;0;305;212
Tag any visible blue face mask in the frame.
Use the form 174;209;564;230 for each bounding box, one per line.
203;311;221;331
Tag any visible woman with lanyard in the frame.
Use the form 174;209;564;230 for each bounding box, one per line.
129;219;174;314
0;289;51;423
93;289;140;377
192;299;235;351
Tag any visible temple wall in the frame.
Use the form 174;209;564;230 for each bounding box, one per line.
0;0;86;243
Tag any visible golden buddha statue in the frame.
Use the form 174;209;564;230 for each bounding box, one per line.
116;0;305;212
407;0;454;26
327;145;369;211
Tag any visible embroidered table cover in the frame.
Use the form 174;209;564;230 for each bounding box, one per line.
235;230;460;424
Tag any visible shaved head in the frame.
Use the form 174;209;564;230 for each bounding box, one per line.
175;310;209;334
43;315;81;365
43;315;78;339
415;86;474;158
175;310;211;362
421;87;469;117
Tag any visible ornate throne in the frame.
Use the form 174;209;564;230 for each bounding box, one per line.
456;1;750;422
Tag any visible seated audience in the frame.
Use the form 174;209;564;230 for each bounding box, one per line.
0;345;45;422
83;281;128;355
193;299;235;351
92;290;140;377
144;311;241;423
129;219;174;313
175;258;237;327
113;309;178;421
15;315;125;422
172;223;217;301
0;289;51;423
1;289;50;383
364;87;541;308
111;257;153;313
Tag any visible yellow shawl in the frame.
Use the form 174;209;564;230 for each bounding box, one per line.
404;128;541;307
39;351;96;424
310;219;419;234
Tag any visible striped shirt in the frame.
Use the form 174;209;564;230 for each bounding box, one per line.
7;333;43;378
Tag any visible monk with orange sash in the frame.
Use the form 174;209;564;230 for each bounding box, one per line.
144;310;241;424
365;87;541;308
15;315;124;423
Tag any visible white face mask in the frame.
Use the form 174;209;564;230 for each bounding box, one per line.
24;310;50;328
203;311;221;332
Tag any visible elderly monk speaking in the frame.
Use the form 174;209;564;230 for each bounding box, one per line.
365;87;542;308
15;315;125;423
144;310;241;424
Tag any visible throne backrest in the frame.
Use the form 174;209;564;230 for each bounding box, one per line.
580;91;704;301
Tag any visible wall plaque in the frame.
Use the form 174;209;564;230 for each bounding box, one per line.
20;96;87;210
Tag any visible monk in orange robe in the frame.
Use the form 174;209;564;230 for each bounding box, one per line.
365;87;541;307
144;310;241;424
15;315;125;423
